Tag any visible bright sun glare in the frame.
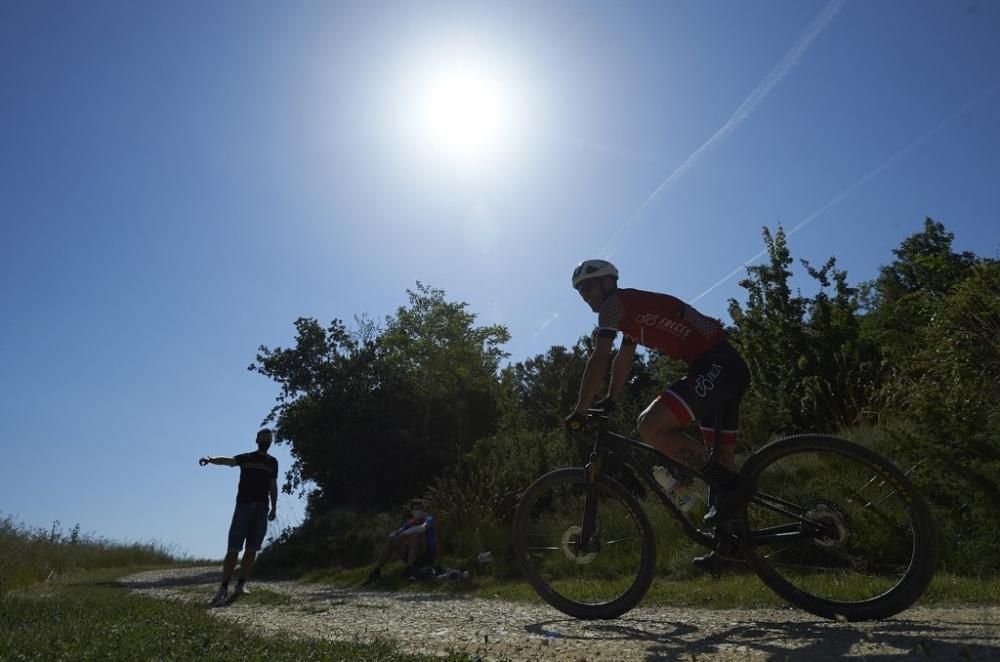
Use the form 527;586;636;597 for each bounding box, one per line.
417;66;512;162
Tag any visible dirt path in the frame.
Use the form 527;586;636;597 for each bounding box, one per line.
120;566;999;660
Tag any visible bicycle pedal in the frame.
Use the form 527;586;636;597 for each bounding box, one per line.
692;553;723;575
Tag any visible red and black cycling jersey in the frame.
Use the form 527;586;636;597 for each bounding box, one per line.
596;288;725;363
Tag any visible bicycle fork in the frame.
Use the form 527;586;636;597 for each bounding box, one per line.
577;450;605;554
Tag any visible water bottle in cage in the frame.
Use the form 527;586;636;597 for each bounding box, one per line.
652;465;694;512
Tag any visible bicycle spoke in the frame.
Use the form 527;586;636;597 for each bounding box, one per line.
604;536;643;546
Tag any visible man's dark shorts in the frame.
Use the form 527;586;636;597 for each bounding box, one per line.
659;340;751;432
227;501;269;552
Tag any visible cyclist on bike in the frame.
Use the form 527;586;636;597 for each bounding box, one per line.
565;259;753;534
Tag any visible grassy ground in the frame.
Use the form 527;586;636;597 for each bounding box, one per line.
0;517;467;660
0;566;467;661
3;515;997;660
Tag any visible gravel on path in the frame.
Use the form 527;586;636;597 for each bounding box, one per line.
120;566;1000;661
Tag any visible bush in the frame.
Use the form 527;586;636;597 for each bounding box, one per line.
254;508;404;576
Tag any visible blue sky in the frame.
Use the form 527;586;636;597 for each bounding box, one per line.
2;1;998;560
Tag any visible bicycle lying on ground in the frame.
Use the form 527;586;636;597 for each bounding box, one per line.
512;409;936;622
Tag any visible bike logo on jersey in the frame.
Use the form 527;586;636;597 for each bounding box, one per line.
694;363;723;397
634;313;692;338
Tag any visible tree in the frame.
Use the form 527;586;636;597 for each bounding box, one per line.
871;217;978;302
378;282;510;454
728;226;810;441
798;256;881;428
249;284;510;515
879;261;1000;570
729;226;878;440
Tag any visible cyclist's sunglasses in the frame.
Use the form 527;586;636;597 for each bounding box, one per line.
575;279;600;295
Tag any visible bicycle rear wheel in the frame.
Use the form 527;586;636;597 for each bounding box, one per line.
512;468;655;619
740;435;936;621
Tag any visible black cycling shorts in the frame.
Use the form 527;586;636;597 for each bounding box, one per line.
658;340;751;432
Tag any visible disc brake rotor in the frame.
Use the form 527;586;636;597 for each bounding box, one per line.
561;525;598;564
802;500;851;549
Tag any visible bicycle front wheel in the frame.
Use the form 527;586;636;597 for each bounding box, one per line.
740;435;936;621
512;468;655;619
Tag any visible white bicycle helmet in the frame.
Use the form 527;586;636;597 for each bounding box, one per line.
571;259;619;289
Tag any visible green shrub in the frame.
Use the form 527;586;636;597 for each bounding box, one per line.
254;507;404;576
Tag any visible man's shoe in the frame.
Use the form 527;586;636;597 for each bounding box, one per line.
211;586;229;606
362;569;381;586
233;583;250;597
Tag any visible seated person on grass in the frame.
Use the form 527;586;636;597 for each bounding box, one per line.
363;499;437;584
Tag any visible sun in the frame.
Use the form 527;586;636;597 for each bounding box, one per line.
416;66;512;162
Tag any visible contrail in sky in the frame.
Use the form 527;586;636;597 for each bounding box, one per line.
690;79;1000;304
598;0;848;258
535;0;846;341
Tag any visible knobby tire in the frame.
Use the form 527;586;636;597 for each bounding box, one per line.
738;434;937;621
512;468;656;620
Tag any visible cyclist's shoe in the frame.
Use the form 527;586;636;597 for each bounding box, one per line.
692;550;742;573
233;582;250;597
701;466;754;527
703;476;755;526
362;568;381;586
692;551;721;573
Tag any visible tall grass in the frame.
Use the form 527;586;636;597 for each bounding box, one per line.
0;515;181;597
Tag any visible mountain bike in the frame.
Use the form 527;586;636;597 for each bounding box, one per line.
511;409;936;622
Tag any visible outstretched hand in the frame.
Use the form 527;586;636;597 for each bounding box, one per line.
199;457;210;466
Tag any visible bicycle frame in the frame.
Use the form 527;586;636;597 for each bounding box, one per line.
577;413;716;552
575;412;832;555
515;426;936;622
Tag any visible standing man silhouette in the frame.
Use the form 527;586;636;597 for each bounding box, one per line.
199;428;278;605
